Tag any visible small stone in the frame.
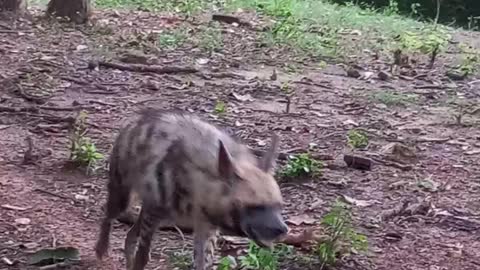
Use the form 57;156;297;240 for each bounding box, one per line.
378;70;391;81
15;218;31;225
347;67;361;78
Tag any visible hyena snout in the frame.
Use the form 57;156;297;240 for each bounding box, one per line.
241;206;289;248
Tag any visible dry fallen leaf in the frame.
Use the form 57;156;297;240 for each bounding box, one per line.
21;242;40;249
281;228;326;248
286;214;317;226
232;92;254;102
342;195;377;207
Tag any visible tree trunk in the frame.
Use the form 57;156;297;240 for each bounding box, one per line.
0;0;26;13
46;0;91;24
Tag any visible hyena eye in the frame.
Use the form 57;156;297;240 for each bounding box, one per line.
244;205;278;214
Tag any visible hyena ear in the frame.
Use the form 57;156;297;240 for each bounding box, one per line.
259;133;279;173
218;139;235;179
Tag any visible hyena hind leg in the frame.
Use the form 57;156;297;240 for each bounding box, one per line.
94;182;132;260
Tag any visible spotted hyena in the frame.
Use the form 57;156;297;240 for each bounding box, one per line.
94;109;288;270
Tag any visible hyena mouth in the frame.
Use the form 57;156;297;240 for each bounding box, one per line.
245;226;283;250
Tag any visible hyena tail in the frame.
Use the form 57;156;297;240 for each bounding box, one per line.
94;156;132;260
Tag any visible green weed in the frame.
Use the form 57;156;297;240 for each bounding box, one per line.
197;25;223;53
395;26;450;66
238;241;293;270
281;153;322;178
214;100;227;114
169;249;192;270
95;0;451;58
95;0;211;14
218;255;238;270
69;111;104;174
347;129;369;149
371;91;418;107
316;200;368;269
455;54;479;76
158;28;188;50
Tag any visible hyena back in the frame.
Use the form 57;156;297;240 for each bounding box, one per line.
94;109;288;270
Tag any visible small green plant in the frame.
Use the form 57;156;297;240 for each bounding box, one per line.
447;97;480;125
95;0;209;14
371;91;418;107
396;26;450;67
218;255;237;270
382;0;399;16
69;111;104;174
456;54;479;76
214;100;226;114
197;25;223;53
347;129;369;149
316;200;368;269
239;241;292;270
169;249;192;270
158;28;188;50
280;81;293;94
282;153;322;178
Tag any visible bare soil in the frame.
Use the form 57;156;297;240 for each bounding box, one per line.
1;7;480;270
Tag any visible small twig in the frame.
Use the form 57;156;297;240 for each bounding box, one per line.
52;233;57;248
86;99;116;106
83;90;119;95
414;84;444;90
0;105;39;113
38;105;95;111
22;136;35;165
285;96;291;113
1;204;28;211
98;61;198;74
34;188;71;200
39;262;68;270
173;226;186;242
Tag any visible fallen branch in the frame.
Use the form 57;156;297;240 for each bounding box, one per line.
34;188;71;200
343;154;372;171
0;106;39;113
212;14;252;27
97;61;198;74
414;84;445;90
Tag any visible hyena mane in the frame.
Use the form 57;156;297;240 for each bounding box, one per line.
95;109;288;270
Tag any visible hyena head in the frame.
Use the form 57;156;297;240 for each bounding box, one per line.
216;134;288;249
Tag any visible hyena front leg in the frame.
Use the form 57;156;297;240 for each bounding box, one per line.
193;226;217;270
131;205;165;270
95;179;131;260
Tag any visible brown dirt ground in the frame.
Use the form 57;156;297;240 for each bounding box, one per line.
1;6;480;270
